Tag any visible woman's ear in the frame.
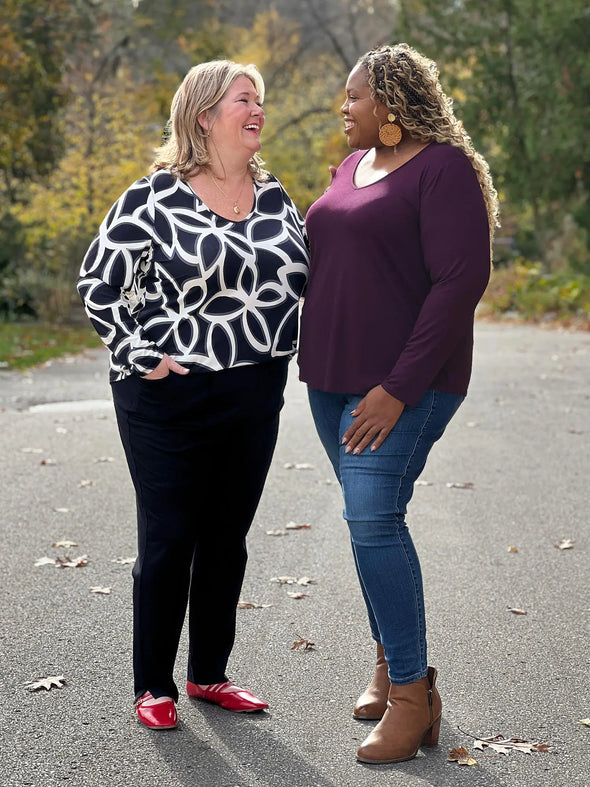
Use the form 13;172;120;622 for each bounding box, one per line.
197;110;210;133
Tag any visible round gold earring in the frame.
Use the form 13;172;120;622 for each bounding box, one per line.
378;113;402;146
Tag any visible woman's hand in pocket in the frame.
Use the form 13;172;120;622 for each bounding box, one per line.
142;354;189;380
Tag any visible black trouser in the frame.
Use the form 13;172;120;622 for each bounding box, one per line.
112;358;288;701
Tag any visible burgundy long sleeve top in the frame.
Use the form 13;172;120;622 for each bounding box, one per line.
298;143;491;407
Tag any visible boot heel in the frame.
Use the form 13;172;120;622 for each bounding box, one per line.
422;715;441;746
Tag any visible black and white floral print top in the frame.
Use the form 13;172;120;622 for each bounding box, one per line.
78;170;309;381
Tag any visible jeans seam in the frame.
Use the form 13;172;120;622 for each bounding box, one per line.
389;390;436;678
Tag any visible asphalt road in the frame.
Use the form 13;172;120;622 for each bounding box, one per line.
1;322;588;787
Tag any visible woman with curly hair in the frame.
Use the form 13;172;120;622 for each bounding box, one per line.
298;43;499;764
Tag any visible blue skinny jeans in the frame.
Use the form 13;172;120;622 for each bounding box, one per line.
308;387;463;684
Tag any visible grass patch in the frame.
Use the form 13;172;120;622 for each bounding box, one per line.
0;323;103;371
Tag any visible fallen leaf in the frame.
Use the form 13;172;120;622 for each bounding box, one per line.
52;540;78;549
291;636;315;650
112;556;136;565
21;447;43;454
466;421;479;428
237;600;272;609
296;576;317;586
78;479;93;488
507;545;519;553
555;539;575;550
507;607;527;615
55;427;68;434
53;508;70;513
285;521;311;530
40;458;56;466
447;747;478;766
472;735;549;755
89;586;112;594
287;592;310;599
270;575;298;585
578;719;590;727
26;676;66;691
415;480;433;486
445;482;475;489
55;554;88;568
317;478;334;485
94;456;115;463
283;462;315;470
266;529;289;536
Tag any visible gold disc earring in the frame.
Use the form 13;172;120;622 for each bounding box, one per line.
378;113;402;146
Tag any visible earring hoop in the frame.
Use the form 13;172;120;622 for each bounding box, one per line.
378;113;402;146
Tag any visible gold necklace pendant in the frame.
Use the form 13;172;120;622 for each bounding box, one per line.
209;170;248;217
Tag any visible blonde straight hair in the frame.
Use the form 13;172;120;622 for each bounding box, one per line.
152;59;268;181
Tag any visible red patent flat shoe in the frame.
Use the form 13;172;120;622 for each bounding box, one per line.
186;680;269;712
134;691;178;729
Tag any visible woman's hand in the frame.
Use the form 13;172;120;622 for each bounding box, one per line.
142;353;189;380
342;385;405;455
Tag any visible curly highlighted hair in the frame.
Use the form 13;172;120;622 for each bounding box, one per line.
359;43;500;243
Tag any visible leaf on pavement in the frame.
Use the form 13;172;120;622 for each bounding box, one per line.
472;735;550;755
94;456;115;463
237;600;272;609
291;635;315;650
21;447;43;453
579;718;590;727
266;529;289;536
447;747;478;766
112;556;136;565
53;508;70;513
285;521;311;530
26;675;66;691
89;586;112;594
78;479;93;487
283;462;315;470
40;458;57;466
297;576;316;586
52;540;78;549
445;481;475;489
415;479;433;486
271;575;298;584
507;545;519;553
555;539;575;550
507;607;527;615
56;554;88;568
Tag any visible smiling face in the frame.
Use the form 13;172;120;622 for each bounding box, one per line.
203;75;265;156
341;64;390;150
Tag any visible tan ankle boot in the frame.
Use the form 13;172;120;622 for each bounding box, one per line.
356;666;441;764
353;642;389;720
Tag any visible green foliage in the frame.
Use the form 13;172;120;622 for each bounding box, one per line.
0;323;102;369
481;260;590;326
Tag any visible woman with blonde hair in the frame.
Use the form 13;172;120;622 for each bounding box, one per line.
78;59;309;729
298;43;498;763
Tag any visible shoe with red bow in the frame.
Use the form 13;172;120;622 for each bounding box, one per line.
134;691;178;729
186;680;268;712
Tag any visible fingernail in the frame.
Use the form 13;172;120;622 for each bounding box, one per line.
345;446;352;454
353;448;360;455
341;437;347;444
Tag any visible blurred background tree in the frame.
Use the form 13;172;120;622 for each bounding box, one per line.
1;0;588;325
